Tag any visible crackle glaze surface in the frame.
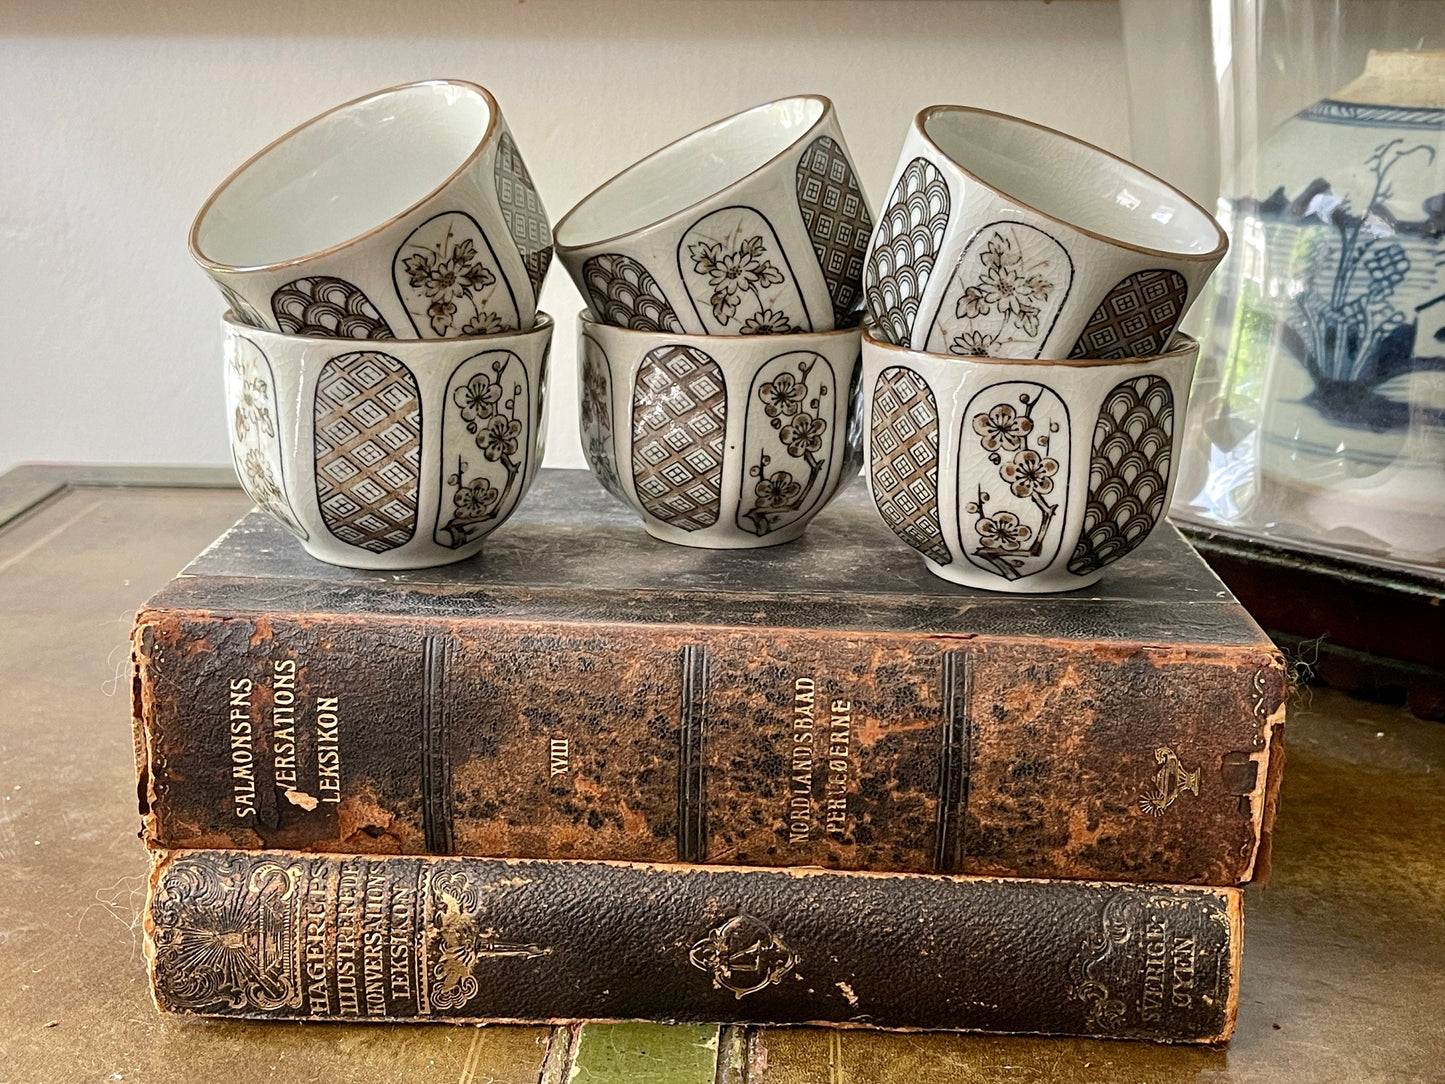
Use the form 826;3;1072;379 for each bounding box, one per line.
220;312;553;569
578;313;861;547
558;98;869;336
862;330;1199;591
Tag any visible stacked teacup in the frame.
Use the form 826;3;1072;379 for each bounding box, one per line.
190;80;555;569
860;107;1228;592
555;96;870;548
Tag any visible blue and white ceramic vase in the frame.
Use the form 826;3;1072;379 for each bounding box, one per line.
1195;51;1445;565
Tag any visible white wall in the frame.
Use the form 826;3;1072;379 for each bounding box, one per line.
0;0;1129;475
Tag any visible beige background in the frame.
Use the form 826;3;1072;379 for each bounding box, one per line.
0;0;1143;476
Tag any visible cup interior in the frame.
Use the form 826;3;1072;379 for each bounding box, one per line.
921;109;1222;256
554;97;826;248
194;82;493;269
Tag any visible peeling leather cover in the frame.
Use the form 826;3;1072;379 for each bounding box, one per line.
145;848;1241;1042
132;470;1285;885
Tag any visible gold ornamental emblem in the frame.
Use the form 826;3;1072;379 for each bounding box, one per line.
689;914;797;998
1139;745;1200;816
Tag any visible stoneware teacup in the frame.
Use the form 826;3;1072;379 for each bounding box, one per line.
193;80;552;340
864;106;1226;359
223;311;553;569
862;327;1199;592
578;311;863;547
556;96;872;336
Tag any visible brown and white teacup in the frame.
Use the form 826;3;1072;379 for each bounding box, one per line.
556;96;872;336
864;106;1227;359
862;327;1199;591
223;311;553;569
193;80;551;341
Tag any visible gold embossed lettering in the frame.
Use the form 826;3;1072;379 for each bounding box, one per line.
335;862;361;1015
363;869;388;1016
1171;936;1196;1008
825;699;852;837
316;697;341;802
228;678;256;818
389;884;414;1004
1140;915;1169;1023
787;678;817;842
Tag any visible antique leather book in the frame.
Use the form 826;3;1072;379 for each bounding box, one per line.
132;470;1285;885
144;848;1242;1042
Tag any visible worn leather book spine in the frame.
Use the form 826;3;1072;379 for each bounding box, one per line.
133;610;1285;885
144;849;1241;1042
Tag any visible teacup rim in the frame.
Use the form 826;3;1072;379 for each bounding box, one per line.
553;94;834;253
913;105;1228;263
577;307;862;346
861;323;1198;367
191;78;502;275
223;308;555;347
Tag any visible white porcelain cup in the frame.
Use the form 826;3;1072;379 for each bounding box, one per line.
862;328;1199;592
556;96;872;336
578;311;863;548
223;311;553;569
193;80;552;340
865;106;1227;359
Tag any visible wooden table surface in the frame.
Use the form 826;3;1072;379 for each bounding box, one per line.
0;466;1440;1083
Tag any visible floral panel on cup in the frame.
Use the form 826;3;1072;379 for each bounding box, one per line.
393;212;520;337
958;381;1070;581
737;351;836;536
225;336;307;539
579;335;628;502
436;349;533;548
677;207;812;334
926;222;1074;359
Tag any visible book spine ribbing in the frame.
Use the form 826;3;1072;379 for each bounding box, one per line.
132;608;1285;884
144;849;1241;1042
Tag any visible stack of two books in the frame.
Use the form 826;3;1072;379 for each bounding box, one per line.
130;471;1284;1043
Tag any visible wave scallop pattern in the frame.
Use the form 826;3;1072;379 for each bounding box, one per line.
582;253;685;332
869;366;951;564
795;135;872;327
631;345;727;530
865;157;950;345
313;351;421;552
1068;374;1175;574
272;277;395;339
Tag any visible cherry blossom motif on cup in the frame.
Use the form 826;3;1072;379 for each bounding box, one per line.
436;349;532;548
958;381;1070;581
738;351;836;536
